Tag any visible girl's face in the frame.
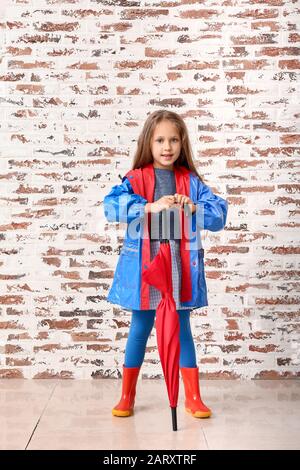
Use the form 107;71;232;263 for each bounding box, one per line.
150;120;181;170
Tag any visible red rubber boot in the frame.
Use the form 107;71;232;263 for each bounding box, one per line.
112;366;140;417
180;367;212;418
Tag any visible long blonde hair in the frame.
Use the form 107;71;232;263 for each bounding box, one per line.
132;110;204;182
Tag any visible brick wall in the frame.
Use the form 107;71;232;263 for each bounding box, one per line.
0;1;299;379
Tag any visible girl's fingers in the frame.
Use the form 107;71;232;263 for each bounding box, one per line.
176;194;189;203
169;194;191;207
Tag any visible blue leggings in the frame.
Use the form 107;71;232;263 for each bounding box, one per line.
124;309;197;368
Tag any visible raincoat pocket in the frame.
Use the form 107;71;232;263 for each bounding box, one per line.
118;243;139;289
121;241;139;256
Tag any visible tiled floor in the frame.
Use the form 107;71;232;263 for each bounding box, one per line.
0;379;299;450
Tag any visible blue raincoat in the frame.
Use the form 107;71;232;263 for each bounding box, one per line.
104;165;228;311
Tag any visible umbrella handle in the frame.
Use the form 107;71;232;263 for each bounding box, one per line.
162;208;168;240
160;208;169;244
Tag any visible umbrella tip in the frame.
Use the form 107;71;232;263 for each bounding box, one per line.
171;407;177;431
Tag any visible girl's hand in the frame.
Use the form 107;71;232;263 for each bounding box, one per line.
145;195;175;214
174;193;196;214
144;194;197;214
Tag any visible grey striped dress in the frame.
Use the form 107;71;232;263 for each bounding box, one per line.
148;168;191;311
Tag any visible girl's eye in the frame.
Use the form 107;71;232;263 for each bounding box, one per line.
157;138;178;142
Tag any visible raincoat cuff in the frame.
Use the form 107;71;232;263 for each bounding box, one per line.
194;198;228;232
127;200;148;222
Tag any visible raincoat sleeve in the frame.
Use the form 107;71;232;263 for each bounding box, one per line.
103;177;148;224
194;180;228;232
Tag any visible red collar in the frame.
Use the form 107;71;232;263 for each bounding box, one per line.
126;163;191;202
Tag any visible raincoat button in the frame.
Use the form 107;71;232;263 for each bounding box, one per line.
144;264;148;269
192;261;197;266
129;175;134;179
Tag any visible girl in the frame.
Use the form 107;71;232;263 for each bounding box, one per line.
103;110;228;419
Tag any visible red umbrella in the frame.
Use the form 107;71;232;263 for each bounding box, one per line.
142;209;180;431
